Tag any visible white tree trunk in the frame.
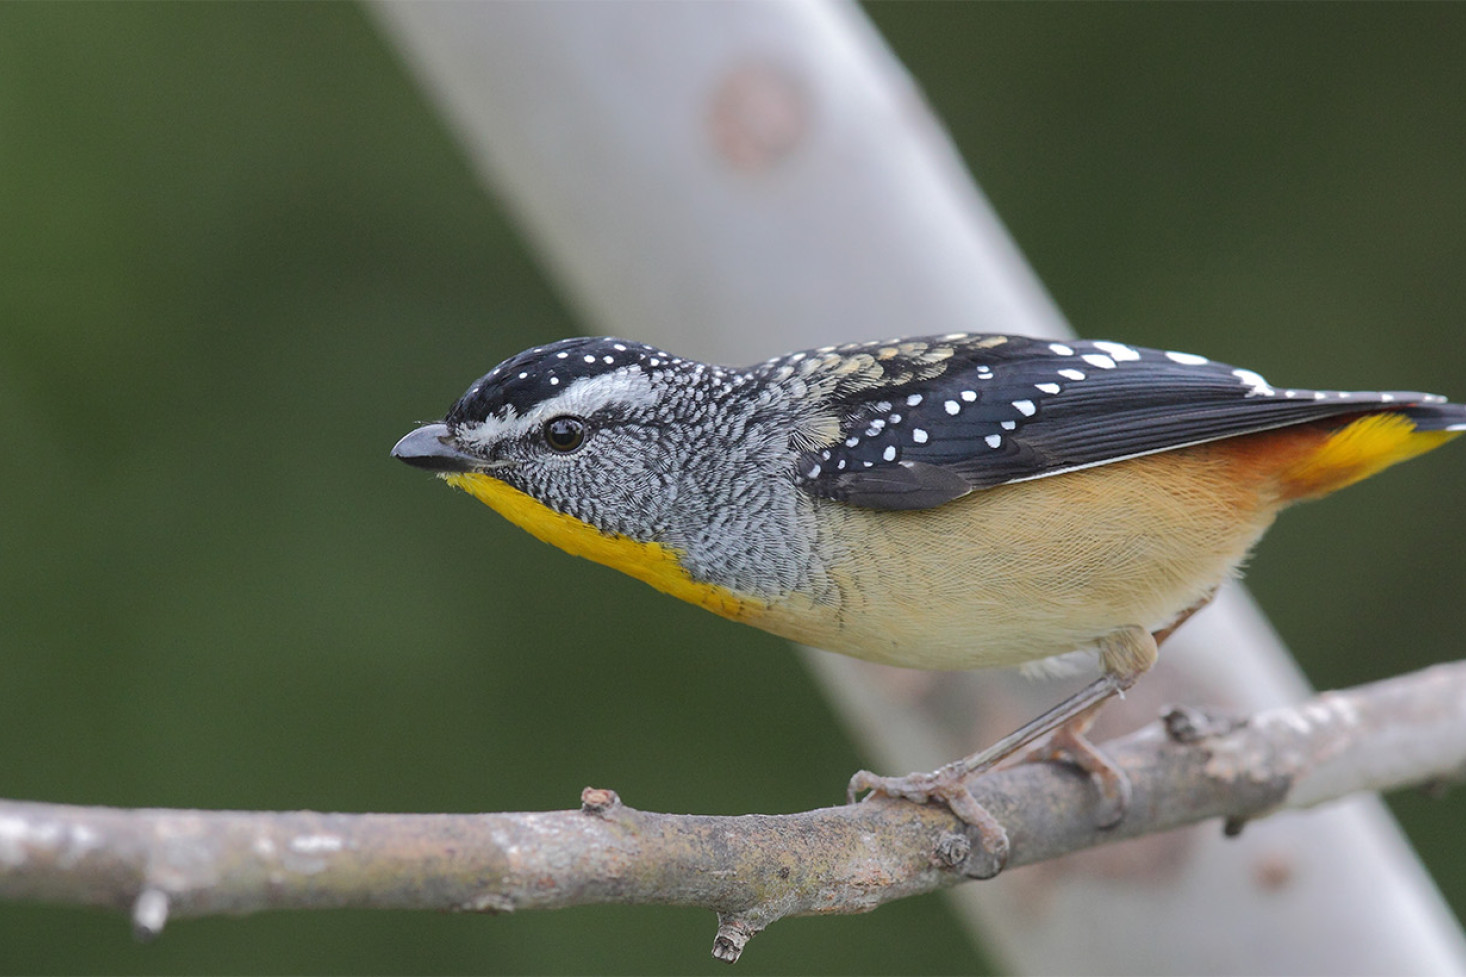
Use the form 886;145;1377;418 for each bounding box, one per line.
370;2;1466;972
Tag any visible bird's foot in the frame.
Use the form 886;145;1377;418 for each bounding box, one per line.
848;764;1010;877
1012;719;1130;828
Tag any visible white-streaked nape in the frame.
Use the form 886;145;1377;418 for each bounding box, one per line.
455;367;659;449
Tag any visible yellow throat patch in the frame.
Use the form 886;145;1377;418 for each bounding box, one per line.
444;472;756;621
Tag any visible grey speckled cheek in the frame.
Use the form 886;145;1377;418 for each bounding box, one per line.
475;362;823;601
613;386;826;599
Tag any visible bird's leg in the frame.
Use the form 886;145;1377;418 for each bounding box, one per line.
1151;588;1217;648
1002;626;1159;826
849;590;1222;851
847;624;1165;865
1010;589;1220;822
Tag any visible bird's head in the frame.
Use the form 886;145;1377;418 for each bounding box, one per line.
391;337;796;615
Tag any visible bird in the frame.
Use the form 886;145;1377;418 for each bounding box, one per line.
392;332;1463;864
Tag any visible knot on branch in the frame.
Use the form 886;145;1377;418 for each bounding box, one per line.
1163;704;1247;743
712;913;759;964
131;887;169;942
579;787;622;818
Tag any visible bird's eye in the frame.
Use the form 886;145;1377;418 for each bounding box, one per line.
542;415;587;453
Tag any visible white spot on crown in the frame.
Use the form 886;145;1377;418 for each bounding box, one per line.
457;367;660;451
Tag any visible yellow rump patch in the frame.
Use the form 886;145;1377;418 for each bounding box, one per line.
1280;412;1459;500
444;472;757;621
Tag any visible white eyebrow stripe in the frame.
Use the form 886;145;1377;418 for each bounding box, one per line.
455;368;658;448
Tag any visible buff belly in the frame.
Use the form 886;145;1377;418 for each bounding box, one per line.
445;414;1453;674
744;444;1280;671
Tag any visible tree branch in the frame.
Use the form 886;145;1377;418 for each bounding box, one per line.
4;660;1462;963
368;4;1466;970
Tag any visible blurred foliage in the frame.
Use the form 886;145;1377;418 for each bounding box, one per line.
1;3;1463;974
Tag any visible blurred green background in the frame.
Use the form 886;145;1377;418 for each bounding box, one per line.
2;4;1463;974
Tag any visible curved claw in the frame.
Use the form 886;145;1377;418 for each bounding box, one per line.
1033;719;1133;829
848;768;939;805
847;768;1010;876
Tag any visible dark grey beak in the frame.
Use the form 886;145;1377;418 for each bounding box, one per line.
391;423;481;473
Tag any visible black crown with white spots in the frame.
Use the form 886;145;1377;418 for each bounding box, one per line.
766;333;1465;511
446;337;706;426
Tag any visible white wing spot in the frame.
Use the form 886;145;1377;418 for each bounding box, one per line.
907;393;923;406
1093;341;1141;361
883;445;897;462
1000;420;1016;430
945;400;961;415
846;436;860;447
1035;383;1060;394
960;390;977;402
1233;368;1276;397
1058;369;1086;381
1049;343;1075;356
1012;399;1036;416
985;434;1003;449
912;428;929;444
1165;350;1210;366
1081;353;1117;370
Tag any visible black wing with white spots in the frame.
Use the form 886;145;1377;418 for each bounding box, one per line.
779;334;1465;511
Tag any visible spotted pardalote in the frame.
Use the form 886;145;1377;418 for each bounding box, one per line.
394;333;1462;669
393;333;1464;841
